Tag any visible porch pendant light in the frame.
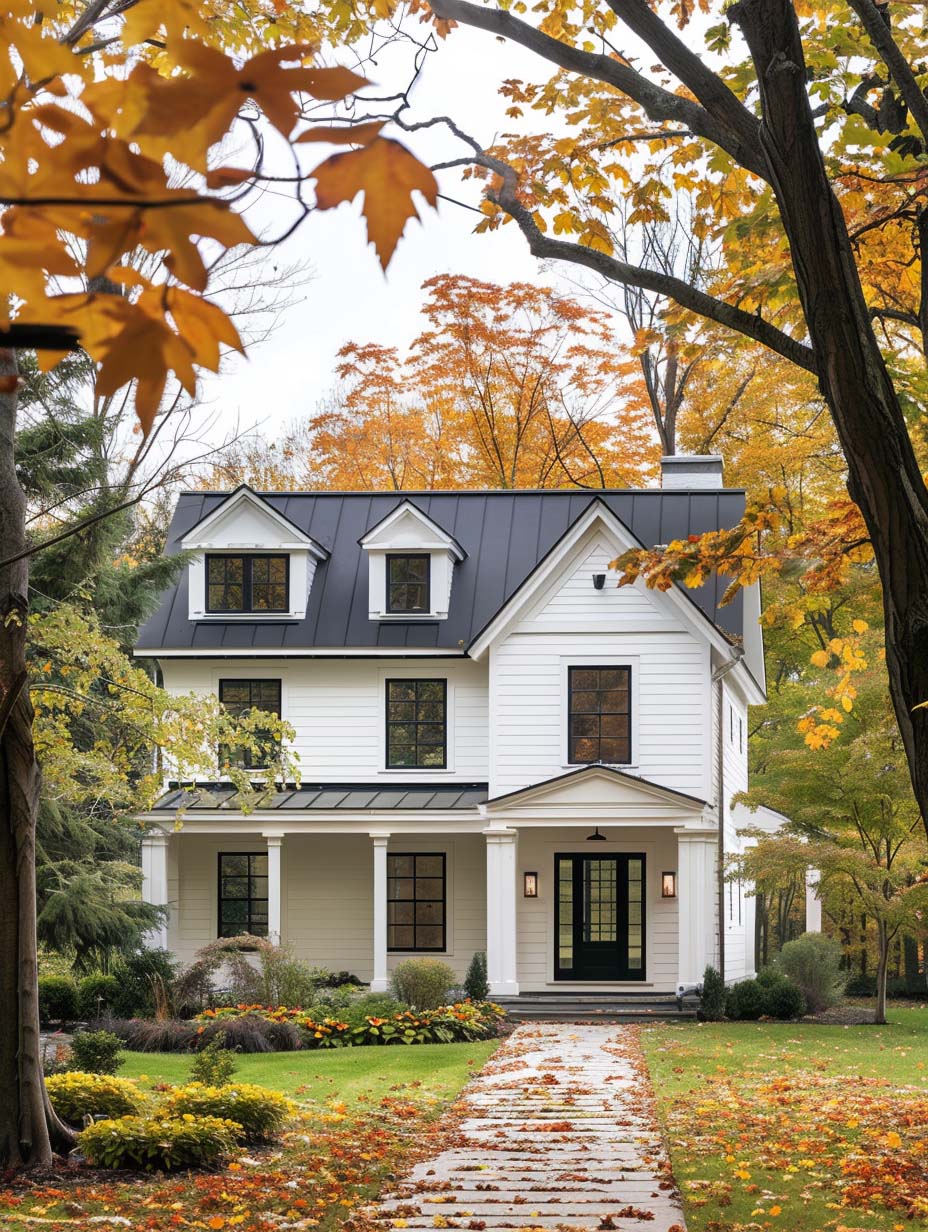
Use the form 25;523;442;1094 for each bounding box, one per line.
586;826;607;841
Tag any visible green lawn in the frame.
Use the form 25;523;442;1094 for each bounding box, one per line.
121;1039;499;1103
641;1005;928;1231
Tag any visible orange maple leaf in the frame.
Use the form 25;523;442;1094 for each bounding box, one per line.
313;137;438;269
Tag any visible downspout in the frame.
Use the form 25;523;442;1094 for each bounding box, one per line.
711;647;744;981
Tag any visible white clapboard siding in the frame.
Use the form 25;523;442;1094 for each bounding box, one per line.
720;682;750;981
160;658;489;782
168;833;486;978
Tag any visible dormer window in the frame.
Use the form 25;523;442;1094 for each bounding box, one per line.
207;554;289;613
387;555;430;614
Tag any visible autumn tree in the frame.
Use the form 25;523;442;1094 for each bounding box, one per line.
0;0;436;1169
408;0;928;835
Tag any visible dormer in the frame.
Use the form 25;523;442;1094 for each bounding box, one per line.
360;501;466;621
180;486;328;621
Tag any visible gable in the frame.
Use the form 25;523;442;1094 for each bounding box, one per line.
517;525;687;634
360;501;466;557
181;487;326;554
485;764;709;823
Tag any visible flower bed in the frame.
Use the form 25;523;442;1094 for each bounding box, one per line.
194;1000;505;1048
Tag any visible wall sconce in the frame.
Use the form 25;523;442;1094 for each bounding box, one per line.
662;871;677;898
523;871;539;898
592;573;606;590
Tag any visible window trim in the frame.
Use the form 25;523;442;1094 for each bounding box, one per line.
385;553;431;615
387;851;447;953
206;553;290;614
567;664;633;766
218;678;282;771
385;678;448;770
217;851;269;939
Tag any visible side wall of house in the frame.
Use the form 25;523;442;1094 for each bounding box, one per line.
721;681;750;981
159;658;489;783
489;528;713;799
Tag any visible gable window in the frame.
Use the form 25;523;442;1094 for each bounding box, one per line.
219;679;281;769
386;554;429;613
206;554;289;613
386;679;446;768
568;666;631;764
387;853;446;951
218;852;268;937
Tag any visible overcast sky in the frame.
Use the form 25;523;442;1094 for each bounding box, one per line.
196;27;577;445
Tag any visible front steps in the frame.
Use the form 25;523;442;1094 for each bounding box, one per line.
496;991;697;1022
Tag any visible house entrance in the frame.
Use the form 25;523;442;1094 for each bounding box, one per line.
554;853;645;981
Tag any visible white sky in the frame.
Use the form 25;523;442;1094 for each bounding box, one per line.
196;27;575;442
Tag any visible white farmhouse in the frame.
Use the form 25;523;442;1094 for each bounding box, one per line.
134;455;768;1006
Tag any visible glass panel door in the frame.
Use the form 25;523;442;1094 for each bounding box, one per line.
554;853;646;981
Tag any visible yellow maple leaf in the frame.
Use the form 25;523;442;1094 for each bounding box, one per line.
313;137;438;269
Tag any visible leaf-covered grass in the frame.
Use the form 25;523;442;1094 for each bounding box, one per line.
641;1005;928;1231
1;1041;498;1231
121;1039;498;1103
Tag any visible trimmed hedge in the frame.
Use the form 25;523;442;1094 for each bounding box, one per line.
38;974;79;1026
159;1083;294;1142
46;1072;146;1125
79;1114;239;1171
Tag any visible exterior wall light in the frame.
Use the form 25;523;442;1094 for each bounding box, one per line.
523;871;539;898
592;573;606;589
662;871;677;898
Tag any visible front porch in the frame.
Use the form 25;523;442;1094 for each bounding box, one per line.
141;767;748;995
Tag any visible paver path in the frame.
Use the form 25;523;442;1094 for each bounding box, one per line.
362;1022;686;1231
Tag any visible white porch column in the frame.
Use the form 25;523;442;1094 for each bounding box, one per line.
140;832;169;950
676;827;718;992
265;837;283;944
485;827;519;998
805;867;822;933
370;834;390;992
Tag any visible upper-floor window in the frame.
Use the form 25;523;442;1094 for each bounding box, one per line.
568;666;631;764
219;678;281;769
386;554;429;614
218;851;268;938
386;679;446;768
206;554;289;613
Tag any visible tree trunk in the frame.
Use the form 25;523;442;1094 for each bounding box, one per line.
875;919;889;1026
0;349;73;1168
731;0;928;840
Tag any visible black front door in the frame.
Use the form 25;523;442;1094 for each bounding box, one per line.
554;853;645;981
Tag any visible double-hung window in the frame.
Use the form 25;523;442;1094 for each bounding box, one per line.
386;679;446;768
568;666;631;764
218;852;268;937
219;678;282;770
387;853;446;951
206;554;289;613
386;554;429;613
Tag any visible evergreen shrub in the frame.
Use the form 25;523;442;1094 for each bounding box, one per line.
71;1029;124;1075
38;974;79;1025
778;933;847;1013
464;951;489;1002
390;958;456;1010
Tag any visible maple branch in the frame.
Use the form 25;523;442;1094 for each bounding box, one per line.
846;0;928;143
480;157;816;374
427;0;768;179
602;0;762;155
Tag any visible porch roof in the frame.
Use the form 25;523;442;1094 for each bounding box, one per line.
151;781;489;813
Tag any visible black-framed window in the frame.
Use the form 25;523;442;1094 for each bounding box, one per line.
219;678;281;769
218;852;268;937
206;554;289;613
386;554;430;613
568;666;631;764
387;853;446;951
386;679;447;768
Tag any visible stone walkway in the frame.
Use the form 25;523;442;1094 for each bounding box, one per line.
362;1022;686;1231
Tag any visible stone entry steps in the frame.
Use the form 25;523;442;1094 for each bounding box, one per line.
496;992;696;1022
361;1022;686;1232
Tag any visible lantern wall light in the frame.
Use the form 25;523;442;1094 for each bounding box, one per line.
523;871;539;898
661;871;677;898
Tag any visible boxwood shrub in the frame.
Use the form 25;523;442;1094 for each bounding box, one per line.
38;974;79;1026
159;1083;294;1142
46;1072;146;1125
79;1114;240;1171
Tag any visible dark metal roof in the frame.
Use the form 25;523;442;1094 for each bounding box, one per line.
135;488;746;653
151;782;489;812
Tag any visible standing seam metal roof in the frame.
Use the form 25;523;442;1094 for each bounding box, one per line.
135;488;746;652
